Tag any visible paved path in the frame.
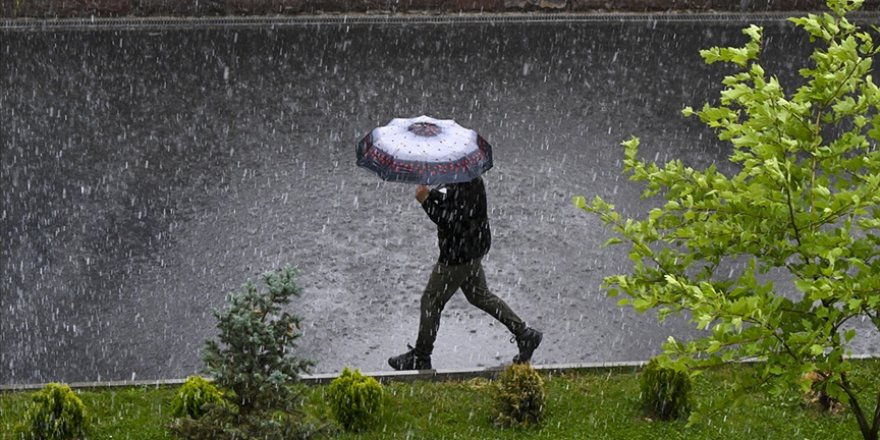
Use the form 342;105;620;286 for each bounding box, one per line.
2;16;877;385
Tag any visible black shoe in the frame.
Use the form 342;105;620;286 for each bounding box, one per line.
388;345;432;371
512;328;543;364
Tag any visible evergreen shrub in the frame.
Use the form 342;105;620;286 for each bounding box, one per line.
16;382;88;440
326;367;384;432
640;358;692;420
170;376;225;419
170;266;319;440
492;363;545;427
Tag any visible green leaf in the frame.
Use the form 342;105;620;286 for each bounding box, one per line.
603;237;624;247
847;298;862;311
743;24;762;42
813;185;831;198
632;297;654;311
707;340;722;353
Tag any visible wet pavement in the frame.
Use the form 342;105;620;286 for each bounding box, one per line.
2;17;878;384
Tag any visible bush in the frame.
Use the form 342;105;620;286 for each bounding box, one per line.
640;358;692;421
16;383;88;440
326;367;384;432
170;376;225;419
492;363;545;428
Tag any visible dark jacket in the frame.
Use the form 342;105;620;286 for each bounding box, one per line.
421;177;491;265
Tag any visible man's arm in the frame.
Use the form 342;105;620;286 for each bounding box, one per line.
417;185;454;228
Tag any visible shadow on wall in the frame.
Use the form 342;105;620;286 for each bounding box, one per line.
2;0;879;18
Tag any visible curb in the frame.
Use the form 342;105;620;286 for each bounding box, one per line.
0;361;646;392
303;360;649;385
2;11;878;31
2;355;877;392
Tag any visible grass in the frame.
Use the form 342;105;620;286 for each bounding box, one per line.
2;360;878;440
1;385;178;440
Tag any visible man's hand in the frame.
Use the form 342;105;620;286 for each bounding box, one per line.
415;184;430;203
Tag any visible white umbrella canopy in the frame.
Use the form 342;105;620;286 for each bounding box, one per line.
356;115;493;185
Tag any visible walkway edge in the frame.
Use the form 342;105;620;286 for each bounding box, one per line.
2;354;877;392
2;11;879;31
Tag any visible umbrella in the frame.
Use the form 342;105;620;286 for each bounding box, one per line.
356;115;493;185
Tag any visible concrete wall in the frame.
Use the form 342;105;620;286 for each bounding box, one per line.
2;0;877;18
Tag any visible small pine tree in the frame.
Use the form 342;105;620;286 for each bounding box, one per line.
171;266;317;440
202;266;313;416
16;383;88;440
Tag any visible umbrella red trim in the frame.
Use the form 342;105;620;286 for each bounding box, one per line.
356;133;493;184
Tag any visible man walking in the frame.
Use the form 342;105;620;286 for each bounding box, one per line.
388;177;542;370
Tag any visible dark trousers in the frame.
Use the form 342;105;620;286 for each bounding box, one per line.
415;258;526;355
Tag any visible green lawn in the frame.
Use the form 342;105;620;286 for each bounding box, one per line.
3;360;878;439
1;385;178;440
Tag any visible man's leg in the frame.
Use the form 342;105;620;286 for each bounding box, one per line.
459;259;527;336
461;259;542;363
414;262;472;356
390;262;468;371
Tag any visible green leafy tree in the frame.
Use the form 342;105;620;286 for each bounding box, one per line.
171;266;317;440
574;0;879;438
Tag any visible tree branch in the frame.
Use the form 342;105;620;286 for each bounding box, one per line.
757;320;801;362
778;307;811;316
872;386;880;440
839;371;875;440
863;305;880;332
829;312;860;337
784;173;805;250
810;202;855;230
814;55;870;126
600;212;680;277
690;206;773;220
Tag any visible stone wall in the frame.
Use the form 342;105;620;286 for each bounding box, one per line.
2;0;877;17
